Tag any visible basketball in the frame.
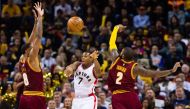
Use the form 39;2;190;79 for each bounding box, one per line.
67;16;84;33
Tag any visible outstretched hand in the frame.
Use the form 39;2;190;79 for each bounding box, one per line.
64;66;73;77
33;2;44;17
90;50;99;60
117;24;126;32
171;62;181;73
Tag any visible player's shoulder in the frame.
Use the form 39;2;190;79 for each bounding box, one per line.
19;55;25;63
109;57;121;70
73;61;82;69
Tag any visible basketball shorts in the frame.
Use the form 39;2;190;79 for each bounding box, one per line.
112;92;142;109
18;95;46;109
72;94;97;109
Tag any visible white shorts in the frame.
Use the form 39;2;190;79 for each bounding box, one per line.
72;95;97;109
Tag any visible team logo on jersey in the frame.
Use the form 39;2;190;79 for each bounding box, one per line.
75;71;91;82
21;67;26;73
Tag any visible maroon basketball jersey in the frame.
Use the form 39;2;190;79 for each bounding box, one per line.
21;58;44;92
107;57;137;93
16;61;24;105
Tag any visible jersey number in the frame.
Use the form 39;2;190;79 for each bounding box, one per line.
23;73;29;86
116;72;123;85
78;77;83;84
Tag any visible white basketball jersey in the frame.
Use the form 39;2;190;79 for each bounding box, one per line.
74;63;97;97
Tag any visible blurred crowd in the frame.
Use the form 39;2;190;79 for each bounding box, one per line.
0;0;190;109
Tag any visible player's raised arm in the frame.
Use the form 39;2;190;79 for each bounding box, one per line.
109;25;125;62
27;10;38;44
29;2;44;59
64;61;81;77
133;62;181;78
90;51;101;77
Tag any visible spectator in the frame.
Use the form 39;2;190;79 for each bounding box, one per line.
56;53;67;67
41;49;56;69
150;45;163;68
144;89;156;108
173;87;190;106
142;99;149;109
97;97;107;109
54;9;67;31
133;5;150;28
53;91;64;109
63;97;72;109
169;74;190;93
22;0;33;16
184;22;190;38
47;100;56;109
10;30;22;44
168;77;183;92
164;96;173;109
95;27;110;47
168;5;185;26
0;31;8;55
62;82;72;99
149;20;166;46
174;33;187;57
150;5;166;25
101;6;114;26
54;0;72;17
0;56;13;79
186;43;190;62
162;43;183;69
72;0;84;17
98;91;110;109
168;15;181;32
175;104;185;109
108;103;112;109
178;73;190;92
62;38;76;58
85;6;97;31
1;0;21;18
181;64;190;82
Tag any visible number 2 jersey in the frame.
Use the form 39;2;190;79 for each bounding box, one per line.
74;63;97;97
107;57;137;94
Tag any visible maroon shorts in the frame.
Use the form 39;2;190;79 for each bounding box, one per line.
18;95;46;109
112;92;142;109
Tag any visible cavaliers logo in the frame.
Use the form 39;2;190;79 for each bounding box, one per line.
21;64;26;73
21;68;26;73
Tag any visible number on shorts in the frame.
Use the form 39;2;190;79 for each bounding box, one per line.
78;77;83;84
116;72;123;85
23;73;29;86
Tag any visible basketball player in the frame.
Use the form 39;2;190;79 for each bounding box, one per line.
15;5;39;109
64;50;101;109
107;25;181;109
18;2;46;109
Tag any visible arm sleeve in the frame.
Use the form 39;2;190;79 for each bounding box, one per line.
109;26;119;50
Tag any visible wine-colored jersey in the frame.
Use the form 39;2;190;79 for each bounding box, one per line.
107;57;137;93
20;58;44;93
18;57;46;109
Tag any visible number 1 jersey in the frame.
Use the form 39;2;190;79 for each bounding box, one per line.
107;57;137;93
74;63;97;97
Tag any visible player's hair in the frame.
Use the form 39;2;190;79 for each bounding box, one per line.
121;47;136;61
21;43;31;54
175;104;185;109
